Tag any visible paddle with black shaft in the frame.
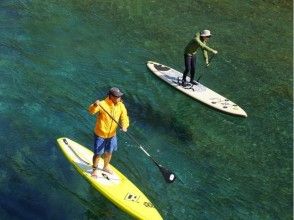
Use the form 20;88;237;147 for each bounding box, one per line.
98;104;177;183
197;54;216;82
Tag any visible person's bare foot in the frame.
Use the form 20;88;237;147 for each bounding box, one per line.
91;167;98;177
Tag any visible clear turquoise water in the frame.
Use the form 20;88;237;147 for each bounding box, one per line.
0;0;292;219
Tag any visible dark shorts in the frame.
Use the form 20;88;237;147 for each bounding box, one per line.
93;134;117;155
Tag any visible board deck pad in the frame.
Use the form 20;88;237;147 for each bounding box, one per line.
57;137;163;220
147;61;247;117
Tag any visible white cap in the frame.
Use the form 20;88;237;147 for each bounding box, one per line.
200;30;212;37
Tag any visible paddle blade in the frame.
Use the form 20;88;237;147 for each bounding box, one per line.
157;164;176;183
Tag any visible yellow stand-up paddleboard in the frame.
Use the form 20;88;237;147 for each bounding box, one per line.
57;137;163;220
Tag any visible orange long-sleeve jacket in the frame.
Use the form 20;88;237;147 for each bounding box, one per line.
88;97;129;138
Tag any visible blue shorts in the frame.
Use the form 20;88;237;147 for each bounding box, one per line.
93;135;117;155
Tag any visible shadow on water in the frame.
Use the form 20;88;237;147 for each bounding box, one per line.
125;95;195;145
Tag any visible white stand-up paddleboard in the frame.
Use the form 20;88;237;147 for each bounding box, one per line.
147;61;247;117
57;137;163;220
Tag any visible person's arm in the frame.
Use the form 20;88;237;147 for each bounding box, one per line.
202;49;209;65
195;33;217;53
88;100;100;115
119;104;129;132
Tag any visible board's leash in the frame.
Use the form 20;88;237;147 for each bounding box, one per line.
63;138;91;166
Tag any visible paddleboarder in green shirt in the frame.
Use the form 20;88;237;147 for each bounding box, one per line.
182;29;218;86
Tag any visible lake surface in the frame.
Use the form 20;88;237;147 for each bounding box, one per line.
0;0;292;219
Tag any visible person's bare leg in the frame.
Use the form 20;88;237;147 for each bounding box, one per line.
91;154;100;177
103;152;113;174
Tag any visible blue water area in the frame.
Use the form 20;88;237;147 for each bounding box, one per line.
0;0;292;219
